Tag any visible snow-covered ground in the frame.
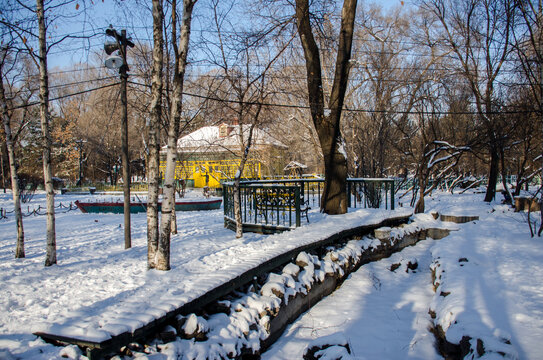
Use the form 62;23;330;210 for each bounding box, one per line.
264;192;543;360
0;189;542;359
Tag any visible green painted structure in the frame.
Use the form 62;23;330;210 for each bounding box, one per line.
74;198;222;214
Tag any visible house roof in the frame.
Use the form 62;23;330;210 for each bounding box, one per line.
165;124;287;154
283;161;308;171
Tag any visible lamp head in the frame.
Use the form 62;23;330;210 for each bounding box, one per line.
104;40;119;55
104;54;123;69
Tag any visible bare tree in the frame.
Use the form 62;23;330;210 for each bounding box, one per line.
0;46;25;258
421;0;515;202
294;0;357;214
0;0;87;265
512;0;543;233
147;0;164;269
399;86;470;213
157;0;197;271
202;0;292;237
506;91;540;197
35;0;56;266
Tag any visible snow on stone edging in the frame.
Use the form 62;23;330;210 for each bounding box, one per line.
119;214;452;359
131;243;364;359
34;209;412;347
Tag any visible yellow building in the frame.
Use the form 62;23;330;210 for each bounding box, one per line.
160;123;287;188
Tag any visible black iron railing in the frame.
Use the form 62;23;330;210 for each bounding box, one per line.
223;178;396;233
223;183;302;233
347;178;395;210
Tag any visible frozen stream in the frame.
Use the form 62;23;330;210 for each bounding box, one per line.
263;238;440;360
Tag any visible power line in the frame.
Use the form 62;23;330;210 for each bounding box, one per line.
127;80;539;116
177;72;532;87
6;76;118;98
23;66;108;77
7;82;121;111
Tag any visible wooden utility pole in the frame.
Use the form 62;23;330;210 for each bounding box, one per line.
538;0;543;234
120;29;131;249
105;28;135;249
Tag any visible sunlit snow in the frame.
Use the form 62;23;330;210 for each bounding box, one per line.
0;189;542;359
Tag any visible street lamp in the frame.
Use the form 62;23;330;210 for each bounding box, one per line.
105;26;135;250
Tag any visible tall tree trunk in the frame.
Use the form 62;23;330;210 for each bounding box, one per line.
234;122;257;238
233;175;243;238
414;171;426;214
147;0;164;269
0;63;24;258
157;0;196;271
499;146;512;205
171;187;177;234
36;0;56;266
484;144;499;202
294;0;357;215
1;144;6;193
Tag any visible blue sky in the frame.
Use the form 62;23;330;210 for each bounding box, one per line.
47;0;409;70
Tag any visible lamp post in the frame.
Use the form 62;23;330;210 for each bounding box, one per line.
105;27;135;249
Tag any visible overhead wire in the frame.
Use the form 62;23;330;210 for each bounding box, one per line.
7;82;121;111
127;80;539;116
6;76;118;98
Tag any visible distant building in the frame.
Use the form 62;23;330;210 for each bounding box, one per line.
160;123;288;187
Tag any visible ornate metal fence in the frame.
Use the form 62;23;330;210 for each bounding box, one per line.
223;183;302;233
223;178;396;234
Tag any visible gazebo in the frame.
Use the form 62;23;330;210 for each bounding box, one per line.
283;161;308;178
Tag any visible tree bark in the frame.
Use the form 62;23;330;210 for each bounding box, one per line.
414;171;426;214
157;0;196;271
499;146;512;204
36;0;56;266
294;0;357;214
171;186;177;234
147;0;164;269
234;122;257;238
0;61;24;258
484;145;499;202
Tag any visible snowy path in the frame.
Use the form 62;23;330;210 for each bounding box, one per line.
263;238;440;360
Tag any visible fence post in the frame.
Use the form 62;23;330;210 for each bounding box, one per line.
347;181;351;208
295;186;301;228
222;184;228;227
390;180;395;210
